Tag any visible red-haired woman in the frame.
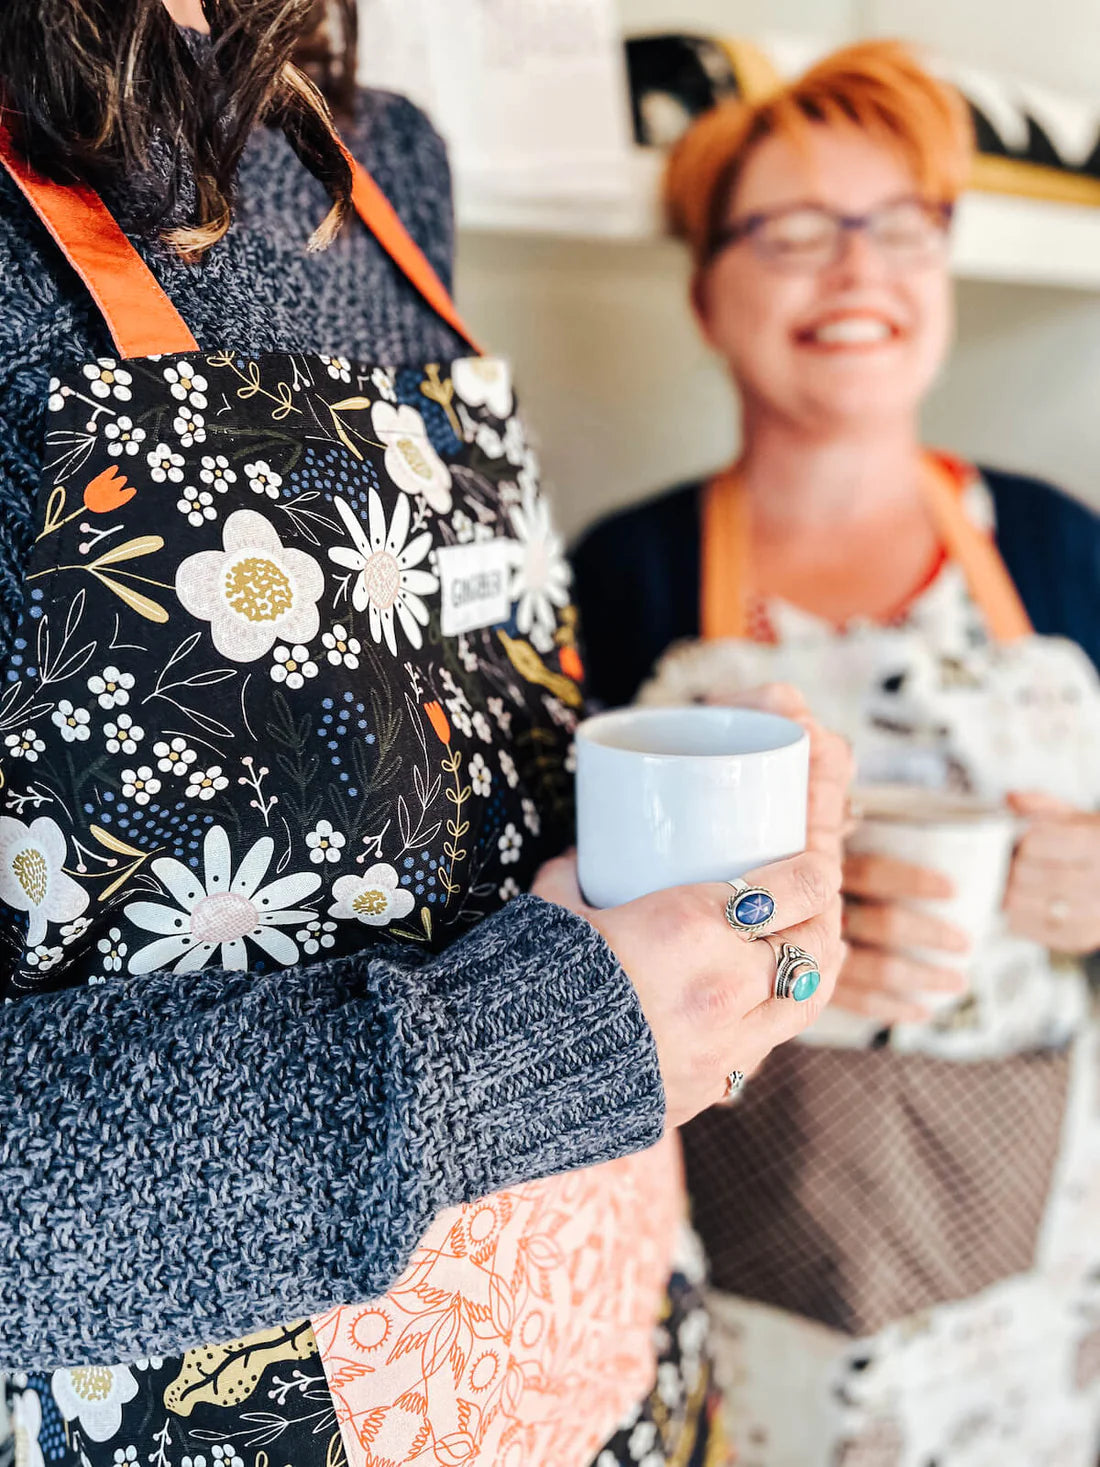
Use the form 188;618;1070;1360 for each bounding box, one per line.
575;41;1100;1466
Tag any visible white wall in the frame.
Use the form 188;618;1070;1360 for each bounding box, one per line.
455;232;1100;541
447;0;1100;541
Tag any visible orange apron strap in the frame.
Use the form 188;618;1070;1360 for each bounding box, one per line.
0;119;200;359
700;468;750;640
700;457;1034;646
918;456;1033;642
0;117;481;361
343;148;483;356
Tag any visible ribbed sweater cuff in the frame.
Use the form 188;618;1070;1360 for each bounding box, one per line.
395;895;667;1208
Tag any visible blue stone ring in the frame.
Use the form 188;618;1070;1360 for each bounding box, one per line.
772;942;822;1003
724;879;777;940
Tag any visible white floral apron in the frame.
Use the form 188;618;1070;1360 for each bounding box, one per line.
0;128;681;1467
642;460;1100;1466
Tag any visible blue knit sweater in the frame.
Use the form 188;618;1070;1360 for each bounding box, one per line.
0;90;665;1370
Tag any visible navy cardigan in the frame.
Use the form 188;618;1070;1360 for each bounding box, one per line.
573;469;1100;710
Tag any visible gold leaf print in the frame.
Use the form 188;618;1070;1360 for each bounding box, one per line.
330;397;373;412
497;633;584;708
163;1320;317;1417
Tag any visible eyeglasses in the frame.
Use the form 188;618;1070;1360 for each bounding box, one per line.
710;197;955;272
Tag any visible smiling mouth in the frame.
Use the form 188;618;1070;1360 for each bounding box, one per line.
795;314;901;350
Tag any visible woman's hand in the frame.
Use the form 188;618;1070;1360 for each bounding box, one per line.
704;682;855;863
1004;792;1100;955
533;849;844;1127
835;852;970;1024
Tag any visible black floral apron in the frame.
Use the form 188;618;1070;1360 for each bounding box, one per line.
0;129;714;1467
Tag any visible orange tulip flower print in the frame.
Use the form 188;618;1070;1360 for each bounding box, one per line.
424;700;451;746
84;465;136;514
559;644;584;683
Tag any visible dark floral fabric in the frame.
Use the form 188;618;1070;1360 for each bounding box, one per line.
0;344;597;1465
0;349;579;995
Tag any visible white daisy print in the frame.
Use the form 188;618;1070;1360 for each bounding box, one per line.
328;864;415;928
125;825;320;974
522;797;541;835
12;1389;45;1467
451;509;475;544
371;366;397;401
472;710;492;743
372;402;453;513
0;815;89;948
475;423;505;460
48;378;68;412
5;728;45;761
52;1365;139;1442
185;765;229;801
322;624;361;669
82;360;133;403
121;766;160;806
329;492;438;656
177;485;217;526
61;915;93;944
320;355;352;383
452;357;514;420
469;753;491;797
507;482;570;648
174;405;206;447
154;737;197;776
148;443;186;484
503;415;527;466
200;454;237;493
175;509;325;662
270;643;318;689
104;713;144;755
296;918;338;956
498;823;523;865
104;417;146;457
499;749;519;788
26;944;64;971
88;665;134;709
164;361;209;409
305;819;346;865
488;697;512;737
499;877;520;902
97;927;128;972
211;1445;244;1467
244;461;283;500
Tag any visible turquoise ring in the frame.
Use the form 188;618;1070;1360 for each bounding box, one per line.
772;941;822;1003
725;879;777;940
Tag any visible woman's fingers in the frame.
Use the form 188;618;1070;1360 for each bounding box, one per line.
704;849;841;938
736;904;846;1057
843;898;970;954
844;850;955;901
832;984;931;1025
841;943;967;997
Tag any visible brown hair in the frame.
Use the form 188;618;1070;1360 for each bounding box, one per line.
665;40;974;267
0;0;360;257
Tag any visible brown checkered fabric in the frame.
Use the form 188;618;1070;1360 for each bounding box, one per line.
682;1042;1071;1338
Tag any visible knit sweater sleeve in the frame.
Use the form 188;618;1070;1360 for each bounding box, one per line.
2;894;664;1370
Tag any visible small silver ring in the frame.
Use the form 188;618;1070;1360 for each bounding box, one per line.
724;878;777;941
771;941;822;1003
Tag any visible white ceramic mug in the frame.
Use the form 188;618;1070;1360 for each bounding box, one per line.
574;705;810;908
846;784;1018;1013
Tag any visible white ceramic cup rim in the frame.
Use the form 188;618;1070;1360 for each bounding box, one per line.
576;705;808;762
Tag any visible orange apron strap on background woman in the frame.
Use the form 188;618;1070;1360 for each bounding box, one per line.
700;454;1034;644
0;118;481;359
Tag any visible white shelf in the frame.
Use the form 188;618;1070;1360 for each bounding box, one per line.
457;150;1100;291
